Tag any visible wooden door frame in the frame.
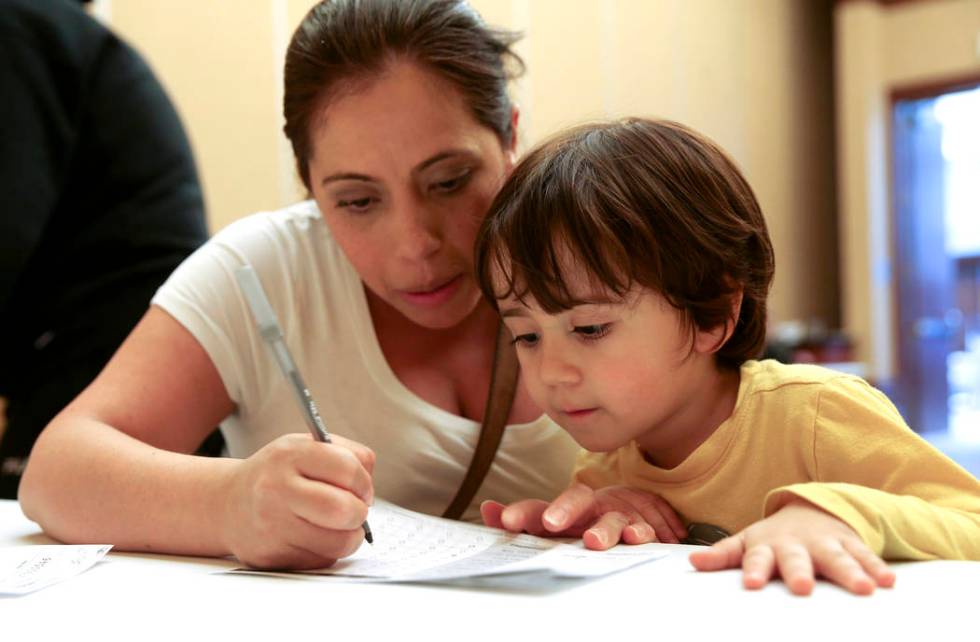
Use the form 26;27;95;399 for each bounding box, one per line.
887;72;980;420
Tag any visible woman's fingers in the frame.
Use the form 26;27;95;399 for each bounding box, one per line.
295;439;374;504
243;515;364;570
284;514;364;565
289;475;371;531
327;434;377;474
225;433;374;569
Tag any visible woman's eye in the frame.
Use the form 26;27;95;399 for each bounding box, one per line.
510;332;539;347
431;170;471;194
336;196;376;213
573;324;612;340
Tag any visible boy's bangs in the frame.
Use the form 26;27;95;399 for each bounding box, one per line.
487;160;637;313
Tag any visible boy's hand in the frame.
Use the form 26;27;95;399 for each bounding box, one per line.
481;483;687;547
688;499;896;596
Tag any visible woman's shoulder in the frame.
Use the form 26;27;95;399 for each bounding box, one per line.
206;200;349;274
214;200;326;247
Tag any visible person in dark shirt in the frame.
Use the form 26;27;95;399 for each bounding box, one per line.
0;0;211;497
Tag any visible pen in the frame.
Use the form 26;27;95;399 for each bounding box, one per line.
234;265;373;544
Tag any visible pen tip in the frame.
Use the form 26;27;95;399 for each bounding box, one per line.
363;522;374;544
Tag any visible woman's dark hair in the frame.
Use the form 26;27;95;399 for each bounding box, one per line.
474;118;776;369
284;0;523;190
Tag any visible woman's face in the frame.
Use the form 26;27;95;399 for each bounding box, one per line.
308;60;517;330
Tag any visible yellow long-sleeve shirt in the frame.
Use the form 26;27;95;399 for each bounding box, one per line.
574;359;980;560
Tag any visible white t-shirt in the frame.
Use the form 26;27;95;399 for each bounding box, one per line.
152;201;579;521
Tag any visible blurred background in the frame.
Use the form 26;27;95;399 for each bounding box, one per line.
46;0;980;472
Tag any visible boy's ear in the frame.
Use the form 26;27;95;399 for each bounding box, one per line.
694;288;744;355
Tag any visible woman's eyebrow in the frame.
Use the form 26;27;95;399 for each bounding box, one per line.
414;149;476;173
321;172;377;187
319;149;476;187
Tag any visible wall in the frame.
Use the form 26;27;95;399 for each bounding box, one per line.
835;0;980;380
100;0;839;331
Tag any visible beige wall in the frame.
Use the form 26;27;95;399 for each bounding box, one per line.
835;0;980;380
107;1;288;231
103;0;839;331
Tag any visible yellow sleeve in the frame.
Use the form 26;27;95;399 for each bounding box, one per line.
763;376;980;560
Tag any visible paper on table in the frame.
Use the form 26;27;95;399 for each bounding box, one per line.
239;501;667;582
0;544;112;595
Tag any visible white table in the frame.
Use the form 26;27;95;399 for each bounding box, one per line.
2;499;978;639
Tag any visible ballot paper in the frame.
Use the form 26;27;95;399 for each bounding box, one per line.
241;500;668;582
0;544;112;595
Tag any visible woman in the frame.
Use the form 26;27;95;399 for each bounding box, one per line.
19;0;581;570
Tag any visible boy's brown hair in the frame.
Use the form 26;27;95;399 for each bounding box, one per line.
474;118;775;368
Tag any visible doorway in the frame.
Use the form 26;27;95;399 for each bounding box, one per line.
892;82;980;474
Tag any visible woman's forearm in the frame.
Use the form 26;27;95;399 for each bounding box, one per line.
19;413;239;557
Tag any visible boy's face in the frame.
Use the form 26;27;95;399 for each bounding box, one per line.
498;268;734;463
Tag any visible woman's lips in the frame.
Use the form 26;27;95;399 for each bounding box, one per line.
400;275;462;308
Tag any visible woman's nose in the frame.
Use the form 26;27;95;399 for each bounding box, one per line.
394;201;442;261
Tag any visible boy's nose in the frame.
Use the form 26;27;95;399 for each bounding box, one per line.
537;341;581;387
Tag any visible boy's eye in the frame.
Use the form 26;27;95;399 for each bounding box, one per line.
510;332;540;347
573;323;612;340
336;196;377;213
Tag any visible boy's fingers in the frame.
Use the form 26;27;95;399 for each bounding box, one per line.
543;483;595;532
583;511;630;550
653;495;689;541
741;544;776;590
842;538;896;588
814;542;875;595
774;543;815;596
622;522;658;545
502;499;550;535
480;500;506;529
689;533;745;571
623;489;687;541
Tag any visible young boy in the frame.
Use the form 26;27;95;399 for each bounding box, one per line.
473;118;980;596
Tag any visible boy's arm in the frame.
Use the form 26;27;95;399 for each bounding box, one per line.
764;376;980;560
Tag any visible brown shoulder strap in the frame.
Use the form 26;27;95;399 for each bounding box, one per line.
442;321;519;520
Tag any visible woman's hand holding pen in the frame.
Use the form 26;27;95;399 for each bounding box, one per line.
481;483;687;547
220;433;375;570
